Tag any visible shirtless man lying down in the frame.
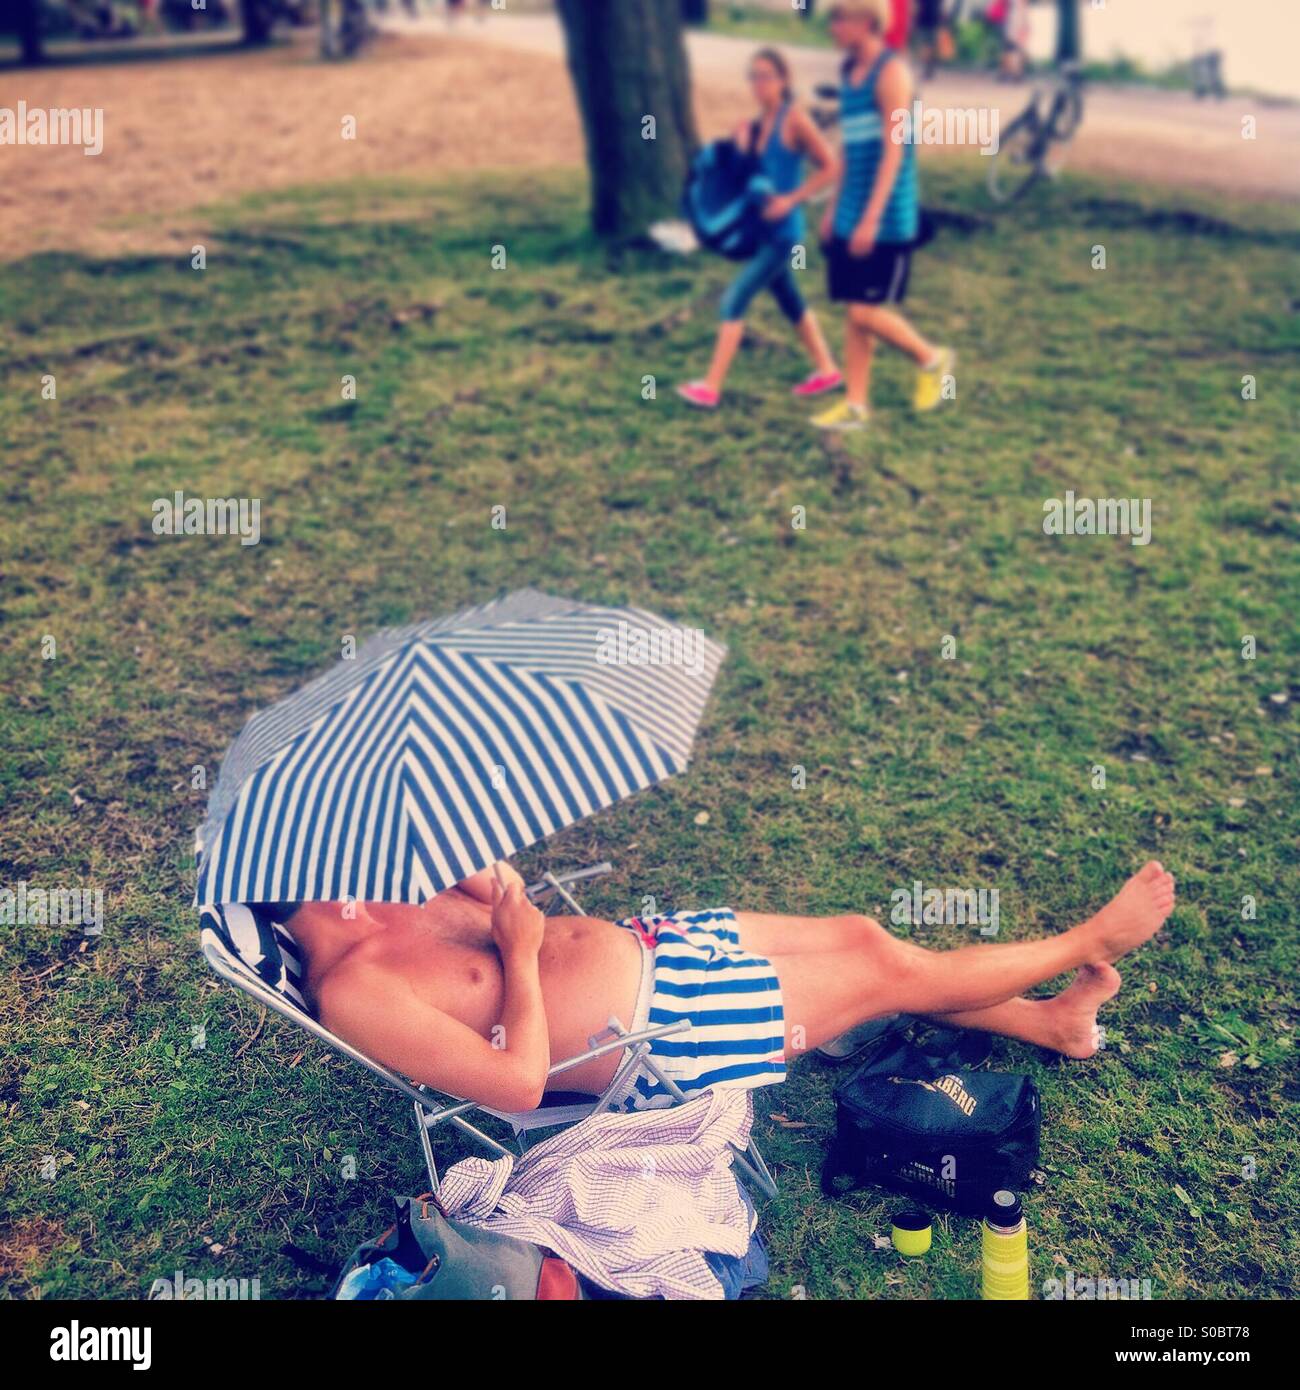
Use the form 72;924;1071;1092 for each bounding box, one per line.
279;861;1176;1113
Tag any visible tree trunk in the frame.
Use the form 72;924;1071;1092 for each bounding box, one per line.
6;0;45;65
1055;0;1081;64
241;0;276;45
556;0;699;240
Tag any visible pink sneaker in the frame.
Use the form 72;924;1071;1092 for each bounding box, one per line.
793;370;843;398
676;381;720;409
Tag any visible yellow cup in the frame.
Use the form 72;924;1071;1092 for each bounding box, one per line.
891;1208;932;1257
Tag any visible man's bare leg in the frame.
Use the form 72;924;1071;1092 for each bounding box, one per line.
843;311;876;408
737;908;1124;1057
917;964;1123;1059
852;302;935;366
762;863;1174;1057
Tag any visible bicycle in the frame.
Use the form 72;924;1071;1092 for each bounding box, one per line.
810;81;842;134
986;61;1086;205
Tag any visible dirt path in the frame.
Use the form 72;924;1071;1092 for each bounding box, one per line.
1;15;1294;265
421;11;1300;203
0;29;600;263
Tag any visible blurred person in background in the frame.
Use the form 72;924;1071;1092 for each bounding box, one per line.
811;0;954;432
885;0;910;50
677;48;843;410
1001;0;1030;80
913;0;951;80
982;0;1029;80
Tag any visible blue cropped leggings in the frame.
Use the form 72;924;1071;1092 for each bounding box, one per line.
719;240;806;325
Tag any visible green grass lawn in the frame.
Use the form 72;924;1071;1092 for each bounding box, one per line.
1;163;1297;1300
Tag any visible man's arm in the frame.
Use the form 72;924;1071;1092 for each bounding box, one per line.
320;882;550;1112
851;58;911;254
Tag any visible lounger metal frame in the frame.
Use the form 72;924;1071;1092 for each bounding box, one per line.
202;865;778;1200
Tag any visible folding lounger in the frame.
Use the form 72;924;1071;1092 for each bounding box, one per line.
199;866;778;1200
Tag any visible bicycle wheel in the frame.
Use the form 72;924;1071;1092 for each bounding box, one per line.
1047;85;1084;144
987;110;1043;205
1038;88;1083;181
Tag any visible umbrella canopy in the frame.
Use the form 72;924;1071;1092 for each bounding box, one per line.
195;590;725;908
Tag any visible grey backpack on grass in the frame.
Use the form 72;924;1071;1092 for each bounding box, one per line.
332;1194;583;1301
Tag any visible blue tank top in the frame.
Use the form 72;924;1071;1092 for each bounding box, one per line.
832;52;919;245
758;103;805;247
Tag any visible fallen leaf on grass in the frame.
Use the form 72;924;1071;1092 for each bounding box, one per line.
1172;1184;1202;1218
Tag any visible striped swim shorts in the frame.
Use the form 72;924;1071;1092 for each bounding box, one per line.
610;907;786;1112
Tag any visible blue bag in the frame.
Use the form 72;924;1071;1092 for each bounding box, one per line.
682;125;776;261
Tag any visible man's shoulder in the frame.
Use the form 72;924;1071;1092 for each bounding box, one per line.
314;935;404;1018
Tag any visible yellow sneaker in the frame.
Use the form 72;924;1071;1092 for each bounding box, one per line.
913;346;955;413
810;400;870;431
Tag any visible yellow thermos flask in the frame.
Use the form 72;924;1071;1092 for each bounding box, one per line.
981;1190;1029;1300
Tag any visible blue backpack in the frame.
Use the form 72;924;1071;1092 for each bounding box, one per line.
682;124;775;261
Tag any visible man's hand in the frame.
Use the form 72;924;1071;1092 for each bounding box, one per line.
819;206;835;245
448;859;523;906
849;218;878;258
491;879;545;959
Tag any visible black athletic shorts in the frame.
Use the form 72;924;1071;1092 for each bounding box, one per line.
822;237;913;305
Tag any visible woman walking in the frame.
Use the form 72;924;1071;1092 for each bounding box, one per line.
677;49;843;410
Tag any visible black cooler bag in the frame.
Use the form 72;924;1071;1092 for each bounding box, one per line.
822;1029;1040;1215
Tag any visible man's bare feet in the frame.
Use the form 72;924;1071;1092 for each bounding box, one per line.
1078;861;1176;965
1045;963;1122;1058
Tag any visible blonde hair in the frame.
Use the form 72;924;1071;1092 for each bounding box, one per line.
830;0;890;33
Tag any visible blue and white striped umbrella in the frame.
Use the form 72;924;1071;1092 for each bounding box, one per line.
194;590;726;907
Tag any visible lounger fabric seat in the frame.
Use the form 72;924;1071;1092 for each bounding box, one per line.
200;903;310;1015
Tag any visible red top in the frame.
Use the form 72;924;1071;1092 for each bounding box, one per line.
885;0;911;49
